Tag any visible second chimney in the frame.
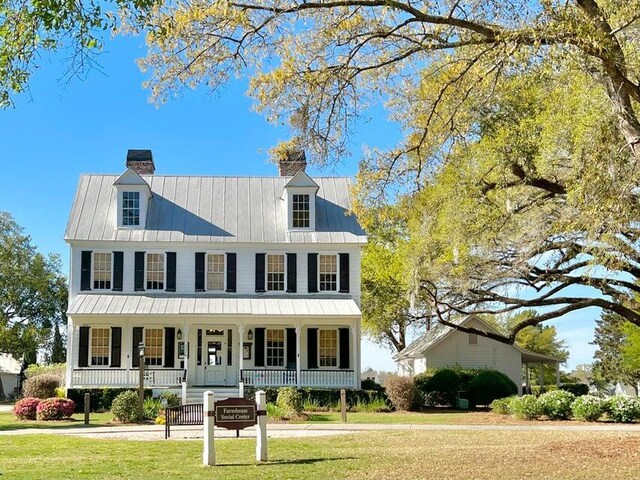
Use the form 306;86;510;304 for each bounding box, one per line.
126;149;155;175
278;148;306;176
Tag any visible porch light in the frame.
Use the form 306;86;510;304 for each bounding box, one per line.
177;329;182;340
248;329;253;341
138;342;145;358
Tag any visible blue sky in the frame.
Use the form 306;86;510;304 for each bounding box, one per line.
0;35;598;372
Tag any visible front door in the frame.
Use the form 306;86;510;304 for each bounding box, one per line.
195;328;227;385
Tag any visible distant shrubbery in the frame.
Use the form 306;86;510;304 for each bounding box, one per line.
384;375;418;411
22;374;61;400
24;363;66;380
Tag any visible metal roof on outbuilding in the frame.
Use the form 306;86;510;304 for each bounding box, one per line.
65;175;366;244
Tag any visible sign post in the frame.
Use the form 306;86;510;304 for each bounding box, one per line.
203;391;215;466
256;390;267;462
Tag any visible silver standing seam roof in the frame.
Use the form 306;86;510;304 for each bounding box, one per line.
64;175;366;243
68;294;362;317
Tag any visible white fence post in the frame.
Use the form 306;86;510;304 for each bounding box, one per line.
239;381;244;399
203;391;215;466
256;390;267;462
181;381;187;405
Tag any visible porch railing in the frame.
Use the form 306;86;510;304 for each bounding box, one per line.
241;369;356;388
71;368;186;388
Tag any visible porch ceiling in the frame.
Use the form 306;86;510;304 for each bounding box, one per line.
68;294;361;317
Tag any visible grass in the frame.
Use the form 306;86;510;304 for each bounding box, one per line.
1;430;640;479
0;412;115;431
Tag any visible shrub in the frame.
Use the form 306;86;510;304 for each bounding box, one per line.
143;398;163;420
490;396;515;415
571;395;605;422
36;398;76;421
420;369;461;406
24;363;66;380
560;383;589;397
158;391;181;408
54;387;66;398
385;375;418;411
538;390;575;420
111;390;141;423
14;398;41;420
606;396;640;423
468;370;518;407
22;374;61;400
266;403;287;420
276;387;304;417
511;395;541;420
66;388;152;413
352;397;391;413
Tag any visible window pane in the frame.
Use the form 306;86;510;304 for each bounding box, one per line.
146;253;164;290
319;254;337;291
319;330;337;367
266;329;284;367
292;194;310;228
207;254;225;291
93;252;112;290
122;191;140;226
91;328;110;366
267;254;285;291
145;328;163;366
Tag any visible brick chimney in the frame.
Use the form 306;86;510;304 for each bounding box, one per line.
277;148;306;176
126;149;155;175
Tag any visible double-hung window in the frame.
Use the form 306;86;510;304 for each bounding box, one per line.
319;329;337;367
91;328;110;366
207;254;225;291
267;254;285;291
319;254;338;291
93;252;112;290
266;329;285;367
122;191;140;226
147;253;164;290
292;194;310;228
145;328;163;366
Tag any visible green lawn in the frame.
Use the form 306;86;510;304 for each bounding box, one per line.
0;412;114;431
304;410;475;424
1;430;639;479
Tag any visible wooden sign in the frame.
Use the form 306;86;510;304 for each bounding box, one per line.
214;397;257;430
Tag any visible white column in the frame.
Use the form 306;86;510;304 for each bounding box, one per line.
181;381;187;405
238;325;245;385
65;317;74;391
525;363;530;395
203;391;215;466
539;364;545;389
295;324;301;388
555;362;560;387
354;321;361;389
183;323;190;385
256;390;268;462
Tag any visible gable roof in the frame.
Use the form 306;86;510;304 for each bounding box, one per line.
0;353;21;375
284;170;320;190
65;174;366;244
113;168;151;187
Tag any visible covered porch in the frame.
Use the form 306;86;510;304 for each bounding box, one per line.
520;349;563;393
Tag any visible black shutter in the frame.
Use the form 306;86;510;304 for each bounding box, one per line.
254;328;265;367
197;329;202;366
227;329;233;366
226;253;237;292
166;252;176;292
307;253;318;293
132;327;143;367
134;252;145;291
286;328;296;369
110;327;122;367
164;327;175;367
286;254;297;293
195;252;205;292
112;251;124;292
80;251;92;291
78;326;90;367
255;253;266;293
339;328;350;369
307;328;318;369
339;253;350;293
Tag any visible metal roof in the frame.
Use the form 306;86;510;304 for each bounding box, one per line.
65;175;366;244
68;294;362;317
0;353;21;375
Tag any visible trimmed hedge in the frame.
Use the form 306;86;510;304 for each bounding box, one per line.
14;397;41;420
511;395;541;420
243;386;388;409
538;390;575;420
571;395;605;422
22;374;61;399
67;388;153;413
36;398;76;421
111;391;141;423
606;396;640;423
467;370;518;407
384;375;418;411
421;369;461;406
559;383;589;396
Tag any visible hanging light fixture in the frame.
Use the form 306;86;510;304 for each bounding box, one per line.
177;329;183;340
248;329;253;341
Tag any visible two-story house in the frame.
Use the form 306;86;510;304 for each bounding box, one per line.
64;150;366;398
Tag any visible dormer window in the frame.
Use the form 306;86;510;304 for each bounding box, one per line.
122;192;140;226
292;194;310;228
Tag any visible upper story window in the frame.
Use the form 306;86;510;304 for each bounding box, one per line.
91;328;110;366
122;191;140;226
93;253;112;290
267;254;285;291
266;329;285;367
145;328;163;366
207;254;225;291
319;329;337;367
147;253;165;290
319;254;338;291
469;333;478;345
292;194;310;228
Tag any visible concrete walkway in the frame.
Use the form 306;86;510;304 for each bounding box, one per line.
0;405;13;413
2;422;640;441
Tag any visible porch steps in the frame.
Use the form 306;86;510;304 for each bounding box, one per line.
184;387;240;405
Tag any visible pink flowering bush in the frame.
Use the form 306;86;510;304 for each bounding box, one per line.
14;397;41;420
36;398;76;421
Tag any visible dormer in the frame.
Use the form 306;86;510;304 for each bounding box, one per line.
113;150;154;229
283;170;319;231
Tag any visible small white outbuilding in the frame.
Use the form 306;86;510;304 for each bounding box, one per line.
0;353;21;398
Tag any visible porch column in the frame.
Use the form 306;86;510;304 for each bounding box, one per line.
539;363;545;390
295;324;301;387
525;363;530;394
65;317;74;390
123;318;132;386
353;322;361;389
238;324;245;385
182;322;189;384
555;362;560;387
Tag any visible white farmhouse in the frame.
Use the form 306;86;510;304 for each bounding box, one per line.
64;150;366;399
